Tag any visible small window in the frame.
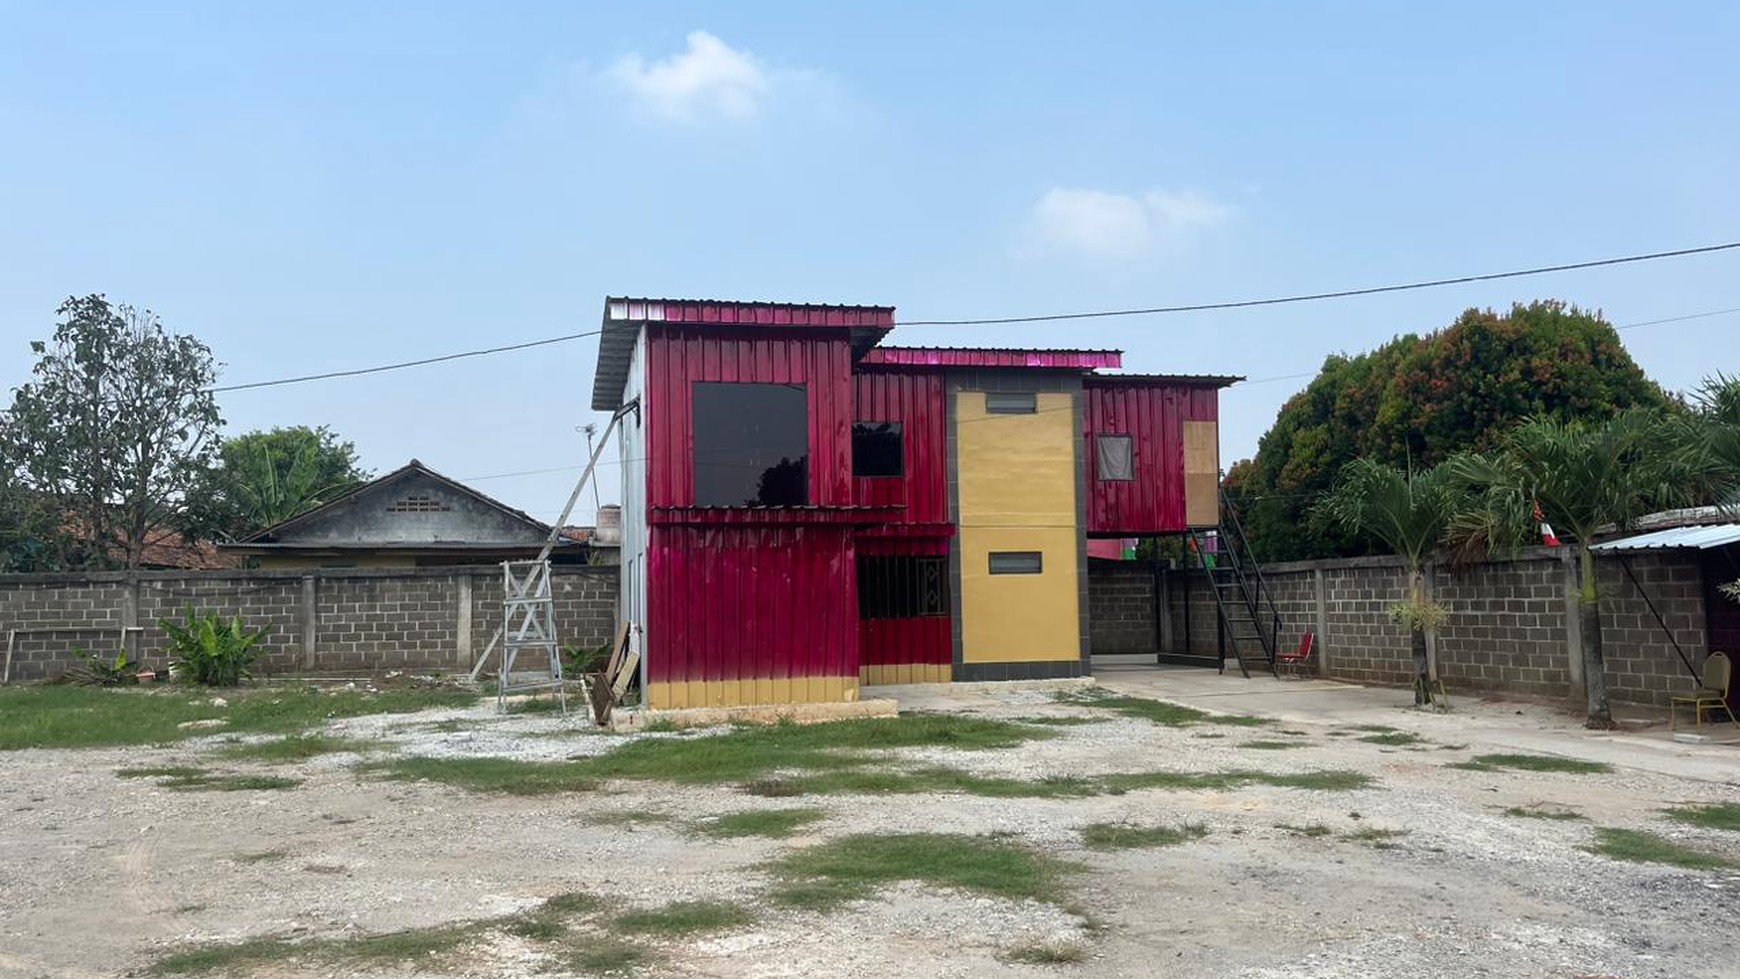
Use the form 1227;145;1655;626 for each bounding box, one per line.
387;494;451;513
852;422;904;478
1096;434;1134;481
858;555;948;619
985;392;1037;414
988;551;1043;575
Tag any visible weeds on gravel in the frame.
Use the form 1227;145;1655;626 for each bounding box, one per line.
1054;688;1270;727
1503;804;1585;821
1242;740;1308;750
364;757;599;795
119;766;301;792
217;733;386;763
586;810;678;828
613;900;755;936
1663;803;1740;832
233;849;288;864
1277;823;1334;838
1448;753;1612;774
697;808;826;839
1588;828;1735;870
766;832;1077;911
1343;827;1409;848
1006;941;1088;964
0;685;477;751
559;936;649;975
1359;732;1423;746
1015;715;1109;727
1080;822;1208;850
151;892;618;975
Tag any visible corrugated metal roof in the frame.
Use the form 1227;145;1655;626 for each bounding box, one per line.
593;297;896;411
1590;524;1740;552
1085;372;1245;388
859;347;1123;369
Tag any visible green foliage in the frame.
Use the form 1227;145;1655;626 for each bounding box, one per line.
696;807;827;838
611;900;755;936
564;640;613;676
183;426;371;542
159;608;271;686
1053;688;1270;726
1663;803;1740;832
1387;598;1451;633
1;294;223;570
1447;753;1611;774
1006;941;1088;965
1227;301;1670;561
1079;821;1208;850
64;647;138;687
1317;458;1464;572
1503;805;1585;821
1587;827;1735;870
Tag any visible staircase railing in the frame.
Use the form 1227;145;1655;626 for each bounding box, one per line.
1215;487;1284;669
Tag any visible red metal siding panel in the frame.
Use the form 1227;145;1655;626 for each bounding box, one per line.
851;370;948;525
1084;382;1217;535
645;325;856;510
860;347;1123;369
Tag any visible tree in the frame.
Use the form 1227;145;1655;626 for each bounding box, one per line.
1227;301;1671;562
1448;410;1705;728
1317;458;1462;705
1;295;223;570
185;426;371;541
0;468;62;571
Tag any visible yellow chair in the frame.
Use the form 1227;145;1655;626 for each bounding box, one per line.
1670;652;1738;731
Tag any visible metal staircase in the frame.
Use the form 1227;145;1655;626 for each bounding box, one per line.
1188;489;1283;678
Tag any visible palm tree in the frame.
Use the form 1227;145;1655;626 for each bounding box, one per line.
1448;409;1702;729
1317;458;1462;705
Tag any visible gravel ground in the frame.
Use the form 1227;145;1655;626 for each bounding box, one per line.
1;679;1737;979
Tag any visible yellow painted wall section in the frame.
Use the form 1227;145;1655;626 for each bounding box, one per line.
955;391;1081;663
646;677;860;709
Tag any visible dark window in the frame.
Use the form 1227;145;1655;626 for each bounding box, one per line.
692;382;810;507
988;551;1044;575
1096;434;1134;481
858;555;949;619
852;421;904;478
985;391;1037;414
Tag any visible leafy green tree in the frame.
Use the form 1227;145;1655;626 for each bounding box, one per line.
1;295;222;570
1227;301;1670;562
185;426;371;541
1317;459;1462;705
0;468;62;571
1448;410;1706;728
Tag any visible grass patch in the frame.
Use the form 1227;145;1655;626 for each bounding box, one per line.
1503;804;1585;821
1007;941;1088;964
1359;731;1423;746
766;832;1076;910
1588;828;1735;870
117;765;210;780
1663;803;1740;832
585;810;677;828
698;808;826;839
233;849;288;864
1343;827;1409;848
122;766;300;792
1015;715;1108;727
612;900;755;936
1448;753;1612;774
1079;821;1207;850
1276;823;1334;838
1349;724;1400;733
217;733;384;764
1241;740;1308;750
0;685;478;752
558;936;648;975
1057;689;1269;727
365;757;599;796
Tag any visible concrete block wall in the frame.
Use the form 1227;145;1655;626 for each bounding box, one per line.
1085;559;1157;654
1430;556;1571;700
0;566;619;682
1596;552;1707;707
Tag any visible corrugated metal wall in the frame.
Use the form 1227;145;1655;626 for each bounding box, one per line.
856;536;952;684
1083;382;1222;535
645;524;859;708
645;325;855;509
851;369;948;527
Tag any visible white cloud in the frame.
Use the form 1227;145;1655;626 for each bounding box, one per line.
1028;187;1232;258
608;31;771;122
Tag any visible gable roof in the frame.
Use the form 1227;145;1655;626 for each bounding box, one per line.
229;459;564;548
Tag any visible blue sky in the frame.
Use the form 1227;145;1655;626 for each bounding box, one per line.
3;2;1737;522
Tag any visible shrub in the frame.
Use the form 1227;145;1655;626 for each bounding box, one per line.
160;608;270;686
65;647;138;687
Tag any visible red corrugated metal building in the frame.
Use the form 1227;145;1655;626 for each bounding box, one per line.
590;297;1239;709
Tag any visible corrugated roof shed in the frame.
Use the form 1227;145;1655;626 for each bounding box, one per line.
1590;524;1740;552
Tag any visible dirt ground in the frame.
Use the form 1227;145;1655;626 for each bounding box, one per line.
2;669;1737;979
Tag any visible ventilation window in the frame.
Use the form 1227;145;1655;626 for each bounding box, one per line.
988;551;1043;575
858;555;948;619
852;421;904;478
1096;434;1134;481
985;392;1038;414
387;494;450;513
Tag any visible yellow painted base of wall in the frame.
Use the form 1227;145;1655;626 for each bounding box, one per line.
645;676;860;710
859;663;952;686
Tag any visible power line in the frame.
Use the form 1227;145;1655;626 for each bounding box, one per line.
1614;306;1740;331
899;241;1740;326
208;329;604;393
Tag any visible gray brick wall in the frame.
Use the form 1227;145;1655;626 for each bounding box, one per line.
0;565;619;682
1086;559;1156;653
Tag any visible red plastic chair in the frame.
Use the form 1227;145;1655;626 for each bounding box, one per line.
1276;631;1315;679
